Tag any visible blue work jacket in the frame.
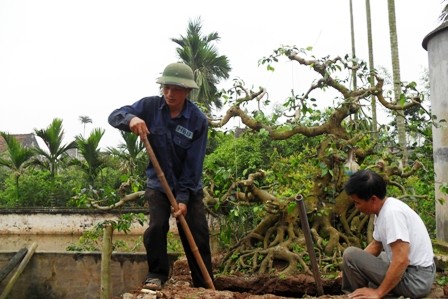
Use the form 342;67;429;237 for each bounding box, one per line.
108;96;208;204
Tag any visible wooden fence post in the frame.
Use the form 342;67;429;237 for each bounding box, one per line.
0;242;38;299
100;223;113;299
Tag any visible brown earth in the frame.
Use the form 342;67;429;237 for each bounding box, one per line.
116;257;447;299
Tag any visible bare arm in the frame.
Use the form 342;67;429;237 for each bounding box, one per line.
349;240;409;299
375;240;409;297
364;239;383;256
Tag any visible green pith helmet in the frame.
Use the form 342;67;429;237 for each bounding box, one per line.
156;63;198;89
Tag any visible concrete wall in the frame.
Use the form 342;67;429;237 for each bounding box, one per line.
0;208;152;235
0;212;147;235
0;251;175;299
423;23;448;241
0;208;215;239
0;209;216;297
0;209;172;297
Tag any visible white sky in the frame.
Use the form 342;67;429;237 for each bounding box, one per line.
0;0;444;149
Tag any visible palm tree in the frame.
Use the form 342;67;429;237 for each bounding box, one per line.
79;115;93;137
388;0;408;166
107;131;145;177
75;128;106;185
365;0;378;138
440;0;448;23
0;132;36;201
349;0;357;92
34;118;77;178
348;0;363;130
171;17;231;113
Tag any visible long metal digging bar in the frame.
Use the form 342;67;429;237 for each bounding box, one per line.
295;194;324;296
141;135;215;290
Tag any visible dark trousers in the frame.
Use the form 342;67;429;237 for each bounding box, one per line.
143;189;214;288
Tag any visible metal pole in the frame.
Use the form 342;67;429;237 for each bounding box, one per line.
295;194;324;296
141;135;215;290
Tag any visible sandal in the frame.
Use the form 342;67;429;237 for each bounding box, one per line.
143;277;162;290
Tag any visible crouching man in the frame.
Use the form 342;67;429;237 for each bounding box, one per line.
341;170;435;299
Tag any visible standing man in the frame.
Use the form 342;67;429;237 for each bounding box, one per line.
342;169;435;298
108;62;214;290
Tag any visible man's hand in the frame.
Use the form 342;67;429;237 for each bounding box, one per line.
129;117;150;137
173;203;187;218
348;287;381;299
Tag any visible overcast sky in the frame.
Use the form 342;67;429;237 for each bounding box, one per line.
0;0;444;149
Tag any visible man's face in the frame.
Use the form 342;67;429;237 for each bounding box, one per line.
350;194;375;215
162;84;190;108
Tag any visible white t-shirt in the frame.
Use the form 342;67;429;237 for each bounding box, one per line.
373;197;434;267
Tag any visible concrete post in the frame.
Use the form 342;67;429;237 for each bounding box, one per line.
423;23;448;241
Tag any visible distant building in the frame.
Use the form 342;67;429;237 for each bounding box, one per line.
65;148;79;159
0;133;40;152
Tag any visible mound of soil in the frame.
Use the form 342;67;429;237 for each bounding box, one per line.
117;257;447;299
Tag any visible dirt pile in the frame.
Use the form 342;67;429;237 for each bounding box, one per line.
116;257;447;299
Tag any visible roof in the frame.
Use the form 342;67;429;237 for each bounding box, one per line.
422;21;448;50
0;133;40;152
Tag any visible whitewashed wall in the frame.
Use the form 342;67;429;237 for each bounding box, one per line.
0;211;179;235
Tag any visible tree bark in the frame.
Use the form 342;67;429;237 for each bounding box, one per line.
388;0;408;165
365;0;378;138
